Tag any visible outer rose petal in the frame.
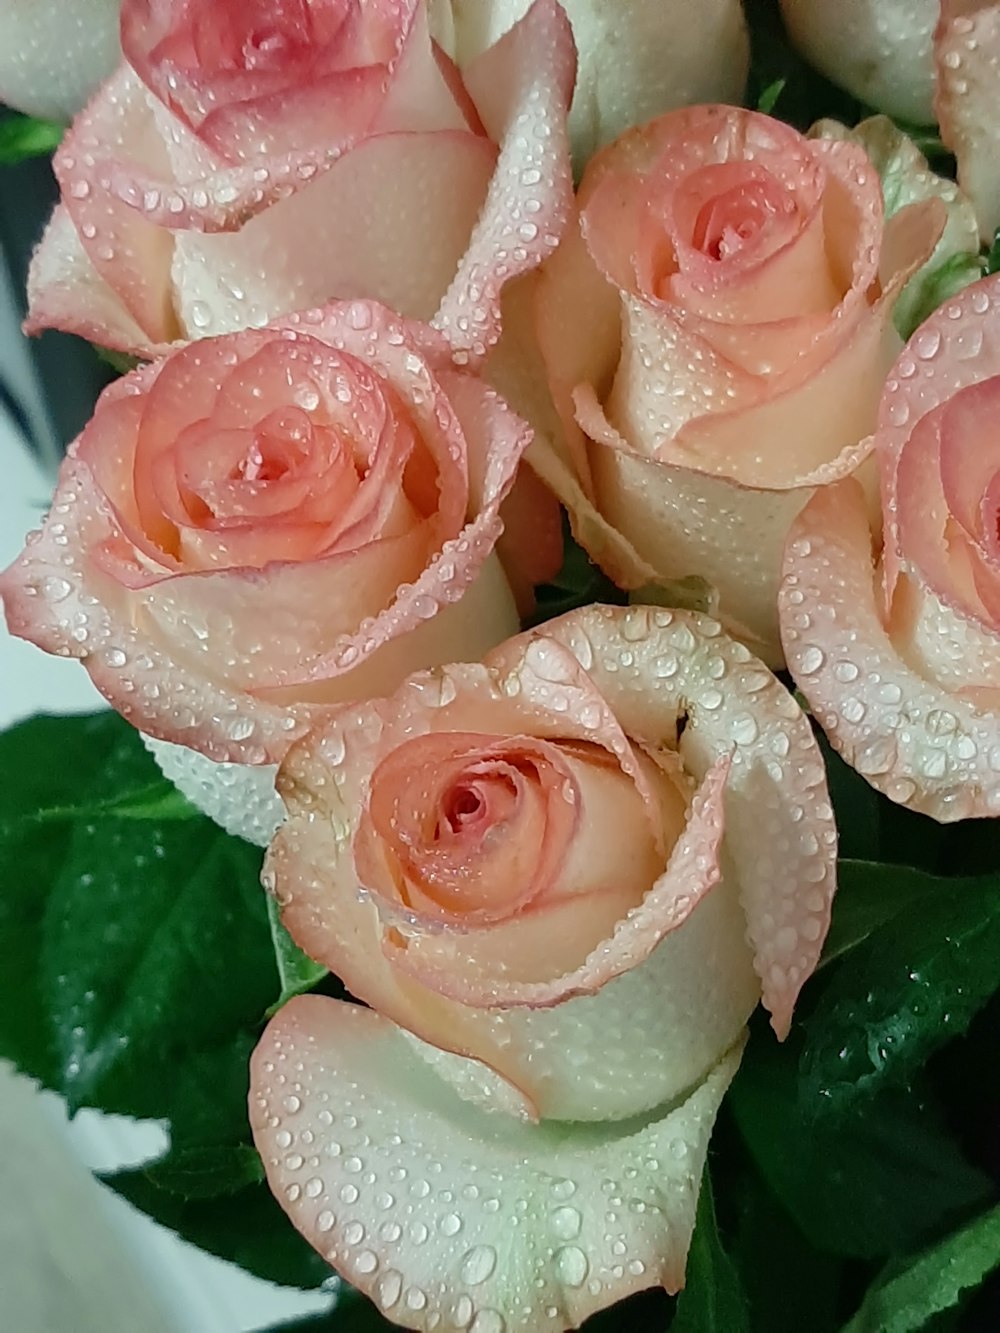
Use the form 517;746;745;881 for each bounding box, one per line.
432;0;575;364
935;2;1000;243
780;479;1000;821
878;273;1000;619
431;0;749;168
0;0;120;121
250;997;745;1332
778;0;938;125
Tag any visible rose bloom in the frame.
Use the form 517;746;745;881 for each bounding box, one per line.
780;273;1000;821
527;104;943;666
250;604;836;1330
430;0;749;168
0;301;547;767
25;0;574;362
779;0;1000;241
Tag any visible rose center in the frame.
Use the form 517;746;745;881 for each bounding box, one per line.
691;176;794;262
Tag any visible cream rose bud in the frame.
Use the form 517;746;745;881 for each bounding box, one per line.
251;605;837;1331
778;0;939;126
780;0;1000;243
430;0;749;168
26;0;574;366
529;104;944;666
0;0;121;121
781;274;1000;822
0;301;540;770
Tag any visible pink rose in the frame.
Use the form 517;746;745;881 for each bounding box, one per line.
779;0;1000;241
528;104;943;665
0;301;540;765
25;0;574;364
780;273;1000;821
250;605;836;1329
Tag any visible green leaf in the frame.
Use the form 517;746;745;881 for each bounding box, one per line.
103;1170;332;1290
894;251;985;340
731;1020;991;1260
266;895;329;1018
756;78;786;114
672;1174;751;1333
732;1174;841;1333
141;1143;265;1199
842;1203;1000;1333
0;112;63;164
801;863;1000;1117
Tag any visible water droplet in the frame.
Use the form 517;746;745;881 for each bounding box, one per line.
798;646;825;675
460;1245;498;1286
551;1205;582;1240
469;1312;505;1333
439;1212;463;1237
376;1270;403;1308
554;1246;588;1287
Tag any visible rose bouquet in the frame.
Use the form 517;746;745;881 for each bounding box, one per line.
0;1;998;1331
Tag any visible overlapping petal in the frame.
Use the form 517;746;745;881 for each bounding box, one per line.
935;1;1000;241
781;479;1000;820
532;103;943;663
0;301;528;765
430;0;749;169
250;997;745;1332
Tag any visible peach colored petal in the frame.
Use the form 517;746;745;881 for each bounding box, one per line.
250;996;745;1330
577;384;879;664
54;67;180;344
887;574;1000;699
382;754;728;1008
936;1;1000;242
0;455;315;765
878;273;1000;610
169;131;496;339
24;204;176;356
433;0;575;364
780;478;1000;821
532;606;836;1036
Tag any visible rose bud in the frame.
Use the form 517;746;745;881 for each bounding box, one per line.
529;104;943;665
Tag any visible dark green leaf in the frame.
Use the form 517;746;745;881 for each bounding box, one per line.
984;228;1000;276
801;864;1000;1118
672;1174;751;1333
732;1174;841;1333
731;1021;991;1260
842;1203;1000;1333
103;1170;332;1290
266;895;329;1017
819;859;943;968
141;1143;265;1199
0;112;63;164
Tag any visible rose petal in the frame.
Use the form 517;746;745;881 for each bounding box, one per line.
143;735;283;846
250;996;745;1330
535;606;836;1036
54;66;180;344
878;272;1000;615
24;204;174;356
780;477;1000;821
0;0;120;121
169;131;496;338
936;1;1000;243
432;0;575;364
778;0;938;125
